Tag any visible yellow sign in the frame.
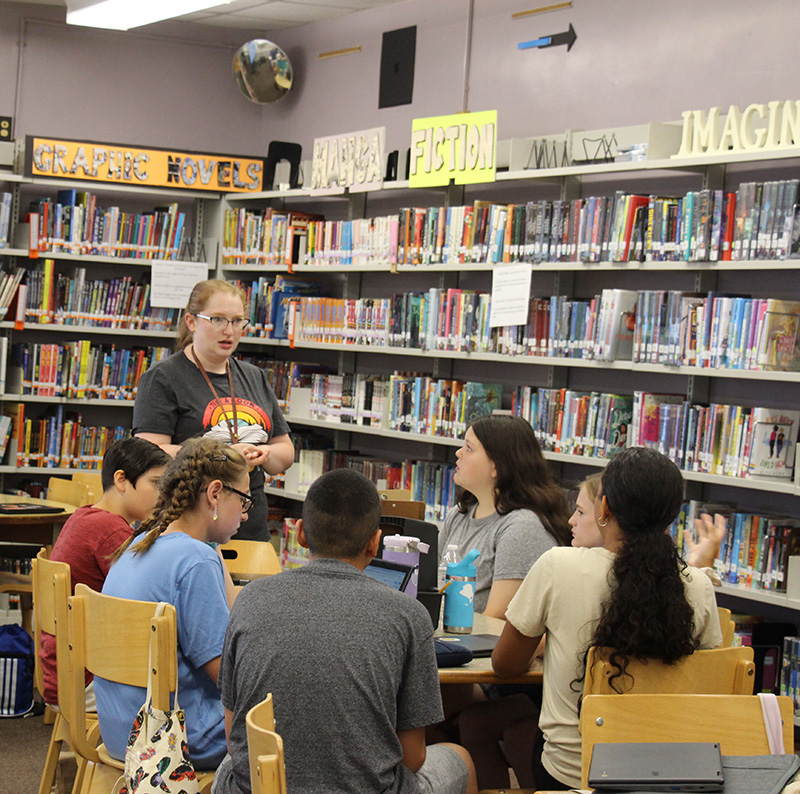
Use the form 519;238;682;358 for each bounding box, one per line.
25;136;264;193
409;111;497;187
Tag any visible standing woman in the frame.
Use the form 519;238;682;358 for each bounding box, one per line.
492;447;722;790
95;438;252;768
439;414;572;619
133;279;293;542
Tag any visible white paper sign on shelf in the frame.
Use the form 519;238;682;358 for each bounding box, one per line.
490;263;532;328
150;260;208;308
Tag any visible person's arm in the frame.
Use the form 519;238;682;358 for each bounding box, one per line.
203;655;221;685
492;620;542;678
397;726;427;773
482;578;522;619
232;434;294;474
216;548;241;608
134;431;182;457
685;512;726;569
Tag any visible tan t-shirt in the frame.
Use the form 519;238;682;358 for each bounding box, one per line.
505;546;723;787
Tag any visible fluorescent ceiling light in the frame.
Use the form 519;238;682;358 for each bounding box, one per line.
65;0;231;30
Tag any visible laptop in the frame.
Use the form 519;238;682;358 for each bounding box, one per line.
438;633;499;658
364;558;414;593
588;742;724;792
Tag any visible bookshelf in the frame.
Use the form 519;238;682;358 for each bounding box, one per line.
0;166;213;482
212;142;800;623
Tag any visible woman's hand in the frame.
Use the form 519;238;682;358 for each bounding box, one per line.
231;442;270;468
686;512;726;569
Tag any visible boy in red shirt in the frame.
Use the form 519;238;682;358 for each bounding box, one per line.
39;436;170;705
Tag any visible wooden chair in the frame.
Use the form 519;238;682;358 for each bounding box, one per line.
32;547;91;794
47;477;93;508
579;693;794;788
246;694;286;794
65;584;215;794
220;539;282;581
378;489;412;501
380;499;425;520
583;644;755;696
718;605;736;647
70;472;102;503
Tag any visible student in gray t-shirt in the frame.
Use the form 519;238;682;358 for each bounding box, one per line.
214;469;478;794
439;415;572;618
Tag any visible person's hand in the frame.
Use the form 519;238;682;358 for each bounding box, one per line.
686;512;726;569
232;443;270;468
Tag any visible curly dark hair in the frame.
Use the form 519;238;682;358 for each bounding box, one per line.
587;447;697;692
456;414;571;546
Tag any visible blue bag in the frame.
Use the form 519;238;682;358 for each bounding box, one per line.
0;623;35;717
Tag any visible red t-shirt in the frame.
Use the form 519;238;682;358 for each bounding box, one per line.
39;506;132;704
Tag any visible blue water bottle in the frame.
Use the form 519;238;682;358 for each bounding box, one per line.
443;548;480;634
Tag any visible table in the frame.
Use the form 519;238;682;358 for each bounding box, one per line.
436;612;543;684
0;494;77;546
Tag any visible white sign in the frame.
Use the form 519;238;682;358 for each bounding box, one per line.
490;263;532;328
311;126;385;194
150;261;209;308
675;100;800;157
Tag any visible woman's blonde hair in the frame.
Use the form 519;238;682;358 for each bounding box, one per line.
579;472;602;502
175;279;247;351
112;438;248;560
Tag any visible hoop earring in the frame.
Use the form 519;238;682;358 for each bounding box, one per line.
597;516;608;527
212;505;218;521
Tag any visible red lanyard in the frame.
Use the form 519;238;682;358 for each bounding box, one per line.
188;346;239;443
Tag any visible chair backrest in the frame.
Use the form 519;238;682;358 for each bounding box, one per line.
583;645;756;696
378;489;411;501
31;547;71;700
717;606;735;647
380;500;425;520
65;583;177;763
220;540;282;580
70;471;103;503
246;694;286;794
47;477;93;508
579;693;794;787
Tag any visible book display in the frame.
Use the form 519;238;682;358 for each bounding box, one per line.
0;162;211;482
211;129;800;629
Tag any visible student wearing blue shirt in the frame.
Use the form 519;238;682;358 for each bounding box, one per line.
95;438;251;768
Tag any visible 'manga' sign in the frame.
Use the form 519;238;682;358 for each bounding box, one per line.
25;136;265;193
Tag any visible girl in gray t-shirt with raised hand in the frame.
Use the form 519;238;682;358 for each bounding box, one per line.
439;415;572;619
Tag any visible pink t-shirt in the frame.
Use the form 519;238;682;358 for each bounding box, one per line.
39;506;132;704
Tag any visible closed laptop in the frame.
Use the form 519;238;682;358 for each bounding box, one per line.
589;742;724;792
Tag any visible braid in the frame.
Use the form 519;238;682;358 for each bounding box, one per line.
110;437;249;561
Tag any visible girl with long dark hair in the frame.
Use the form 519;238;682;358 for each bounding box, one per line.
491;447;722;790
439;414;571;618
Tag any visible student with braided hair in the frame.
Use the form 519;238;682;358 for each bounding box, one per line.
94;437;252;768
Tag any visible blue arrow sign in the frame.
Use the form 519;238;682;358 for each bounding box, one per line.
519;23;577;52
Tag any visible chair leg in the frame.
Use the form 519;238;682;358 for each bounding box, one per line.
44;704;57;725
71;756;89;794
38;712;65;794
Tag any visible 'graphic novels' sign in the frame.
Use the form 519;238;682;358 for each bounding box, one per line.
26;136;264;193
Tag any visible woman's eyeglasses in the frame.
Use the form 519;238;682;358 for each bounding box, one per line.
195;313;249;332
223;484;254;513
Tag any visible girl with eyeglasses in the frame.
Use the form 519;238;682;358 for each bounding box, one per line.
96;438;251;768
133;278;294;542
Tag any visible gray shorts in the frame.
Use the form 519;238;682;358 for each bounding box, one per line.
415;744;469;794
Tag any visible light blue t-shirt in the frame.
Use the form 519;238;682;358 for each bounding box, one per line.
94;532;229;767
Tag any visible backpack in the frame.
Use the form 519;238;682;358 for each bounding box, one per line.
0;623;35;717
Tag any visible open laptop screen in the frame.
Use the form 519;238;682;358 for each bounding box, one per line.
364;558;414;592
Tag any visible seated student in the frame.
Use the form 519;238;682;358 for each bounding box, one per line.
491;447;722;790
39;436;170;706
95;438;250;768
214;468;478;794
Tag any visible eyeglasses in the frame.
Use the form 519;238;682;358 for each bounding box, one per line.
194;313;249;332
223;484;254;513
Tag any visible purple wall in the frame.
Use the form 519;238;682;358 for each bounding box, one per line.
1;0;800;159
